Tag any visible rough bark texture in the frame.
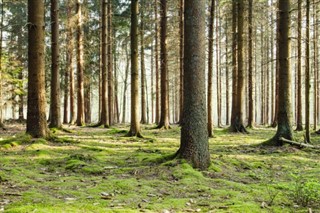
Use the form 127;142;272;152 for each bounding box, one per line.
100;0;109;127
247;0;254;128
179;0;184;124
26;0;49;138
157;0;170;129
49;0;62;129
76;1;85;126
265;0;293;146
296;0;303;131
177;0;210;170
127;0;142;137
207;0;214;137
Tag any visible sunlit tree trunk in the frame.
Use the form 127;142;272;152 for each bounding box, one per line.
26;0;49;138
76;1;85;126
127;0;142;137
177;0;210;170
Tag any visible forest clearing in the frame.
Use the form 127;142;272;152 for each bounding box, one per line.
1;124;320;212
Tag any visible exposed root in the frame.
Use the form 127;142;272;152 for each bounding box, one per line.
279;137;320;149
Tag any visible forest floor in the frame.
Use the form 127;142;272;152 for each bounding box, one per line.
0;123;320;213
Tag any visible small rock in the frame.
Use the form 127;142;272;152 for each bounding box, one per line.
261;202;267;208
196;209;201;212
162;210;170;213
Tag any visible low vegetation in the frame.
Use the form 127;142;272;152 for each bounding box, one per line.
0;124;320;212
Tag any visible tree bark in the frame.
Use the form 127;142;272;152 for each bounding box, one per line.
0;2;4;129
76;1;85;126
127;0;142;137
296;0;303;131
207;0;214;137
179;0;184;124
313;0;318;131
157;0;170;129
177;0;210;170
49;0;62;129
140;0;147;124
247;0;254;128
154;0;160;124
26;0;49;138
265;0;293;146
305;0;310;143
107;0;114;126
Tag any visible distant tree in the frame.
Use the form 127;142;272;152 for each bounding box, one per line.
140;0;147;124
26;0;49;138
108;0;114;126
177;0;210;169
157;0;170;129
154;0;160;124
265;0;293;145
247;0;254;128
49;0;62;129
313;0;318;131
127;0;142;137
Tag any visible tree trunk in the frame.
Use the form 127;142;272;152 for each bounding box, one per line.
305;0;310;143
247;0;254;128
107;0;114;126
207;0;214;137
49;0;62;129
157;0;170;129
225;18;230;125
0;2;4;129
121;41;129;124
26;0;49;138
154;0;160;124
265;0;293;146
296;0;303;131
230;0;247;133
140;0;147;124
76;1;85;126
313;0;318;130
127;0;142;137
100;0;109;127
179;0;184;124
67;0;76;125
177;0;210;170
85;77;91;124
216;5;221;128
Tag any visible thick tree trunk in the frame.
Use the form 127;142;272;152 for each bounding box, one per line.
127;0;142;137
207;0;214;137
231;0;247;133
177;0;210;170
76;1;85;126
265;0;293;146
49;0;62;129
157;0;170;129
26;0;49;138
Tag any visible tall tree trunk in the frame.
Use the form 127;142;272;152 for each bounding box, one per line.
313;0;318;130
177;0;210;170
76;1;85;126
157;0;170;129
154;0;160;124
114;32;120;124
231;0;247;133
266;0;293;145
151;44;154;123
100;0;109;127
63;48;69;124
207;0;214;137
127;0;142;137
67;0;76;125
305;0;310;143
84;77;91;124
296;0;303;131
26;0;49;138
49;0;62;128
107;0;114;126
0;1;4;129
247;0;254;128
140;0;147;124
179;0;184;124
225;18;230;125
216;5;221;127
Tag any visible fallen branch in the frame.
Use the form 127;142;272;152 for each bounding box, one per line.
279;137;320;149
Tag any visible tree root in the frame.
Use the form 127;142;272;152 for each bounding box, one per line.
279;137;320;149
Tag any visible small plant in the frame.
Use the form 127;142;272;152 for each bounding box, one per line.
290;173;320;207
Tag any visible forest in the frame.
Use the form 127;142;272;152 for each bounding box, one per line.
0;0;320;212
